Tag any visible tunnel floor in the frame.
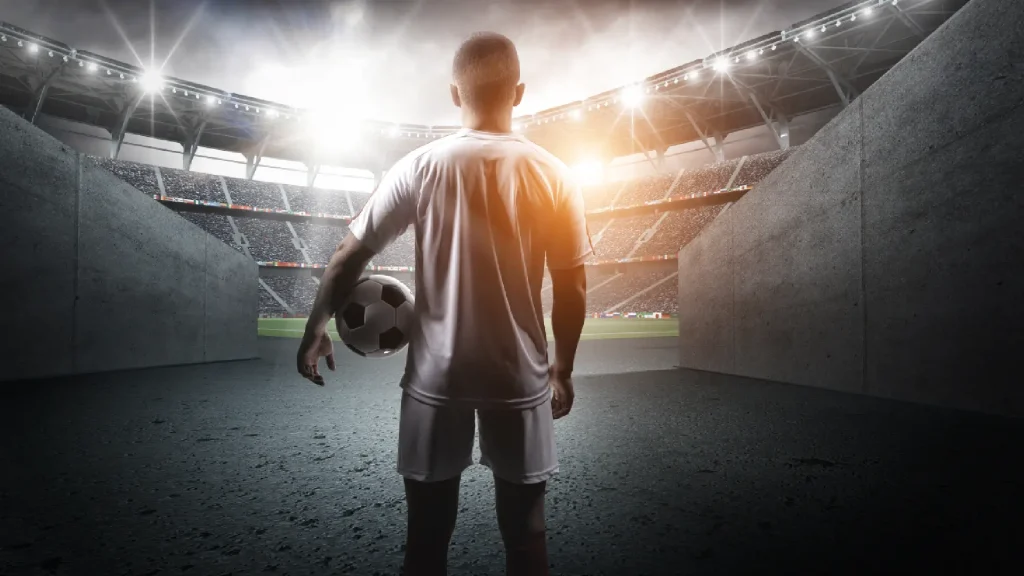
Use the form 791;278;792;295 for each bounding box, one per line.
2;337;1021;575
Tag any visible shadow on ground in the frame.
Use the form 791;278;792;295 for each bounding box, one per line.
2;337;1021;575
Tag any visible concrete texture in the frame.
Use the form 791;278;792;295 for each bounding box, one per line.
0;107;78;381
205;234;259;362
678;0;1024;417
0;106;258;382
1;337;1020;575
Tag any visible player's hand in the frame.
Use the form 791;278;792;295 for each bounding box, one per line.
548;367;575;419
297;330;335;386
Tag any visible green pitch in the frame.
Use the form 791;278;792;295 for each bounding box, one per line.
258;317;678;341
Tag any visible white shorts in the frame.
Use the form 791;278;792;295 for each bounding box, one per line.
397;391;559;485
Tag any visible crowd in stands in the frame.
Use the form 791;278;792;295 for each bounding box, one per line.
584;269;677;314
732;149;795;187
160;168;225;203
261;276;319;315
226;179;284;211
590;214;659;260
624;277;679;315
285;185;351;216
178;212;240;251
97;158;161;196
669;158;740;197
612;173;675;207
235;217;304;263
631;205;725;258
293;222;347;265
258;282;287;316
372;232;415;268
99;148;797;318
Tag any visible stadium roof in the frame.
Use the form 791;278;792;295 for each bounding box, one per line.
0;0;966;178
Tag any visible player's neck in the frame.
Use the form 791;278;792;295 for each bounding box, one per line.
462;110;513;135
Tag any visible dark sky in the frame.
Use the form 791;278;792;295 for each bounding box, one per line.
0;0;830;125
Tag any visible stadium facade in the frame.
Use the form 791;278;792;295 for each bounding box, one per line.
0;0;968;319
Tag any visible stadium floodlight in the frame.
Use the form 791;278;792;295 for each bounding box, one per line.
86;61;97;72
139;72;164;93
772;44;777;50
1;35;6;42
27;42;38;54
388;125;401;137
570;160;604;187
206;95;217;106
621;84;644;108
266;108;279;118
713;57;731;72
747;51;756;60
17;40;22;47
512;122;522;132
804;29;815;39
308;111;363;155
862;7;873;16
571;108;583;121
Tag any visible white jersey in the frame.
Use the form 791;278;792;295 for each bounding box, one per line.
348;128;593;410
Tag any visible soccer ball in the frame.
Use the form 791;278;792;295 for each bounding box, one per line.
336;275;414;358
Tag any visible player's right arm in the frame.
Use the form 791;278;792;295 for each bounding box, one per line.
298;152;417;384
546;175;593;418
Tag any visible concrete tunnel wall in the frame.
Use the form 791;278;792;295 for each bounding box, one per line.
0;105;258;382
677;0;1024;418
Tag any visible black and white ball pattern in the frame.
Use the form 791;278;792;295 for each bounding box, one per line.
336;275;414;358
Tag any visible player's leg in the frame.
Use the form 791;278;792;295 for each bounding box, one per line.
478;398;558;576
403;475;460;576
495;476;549;576
397;391;475;576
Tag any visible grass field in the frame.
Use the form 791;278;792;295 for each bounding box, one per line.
258;317;678;341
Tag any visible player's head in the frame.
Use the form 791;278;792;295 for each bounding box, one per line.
450;32;525;116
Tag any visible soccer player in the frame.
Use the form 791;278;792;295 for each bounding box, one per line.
297;32;592;576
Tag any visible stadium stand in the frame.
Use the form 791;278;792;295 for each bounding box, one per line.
591;214;659;260
177;212;241;252
160;167;226;203
235;217;304;263
293;222;348;266
623;277;679;315
94;147;796;319
372;232;415;268
225;179;285;210
631;205;726;259
586;269;677;314
349;191;371;215
262;276;319;315
669;158;740;196
541;267;617;316
582;181;624;211
613;173;675;206
258;283;287;316
732;149;795;187
284;185;351;216
95;158;161;196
